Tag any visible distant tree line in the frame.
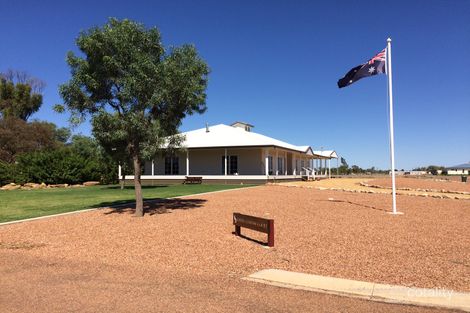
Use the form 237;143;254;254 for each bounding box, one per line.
412;165;446;175
325;158;387;175
0;70;119;185
328;158;448;176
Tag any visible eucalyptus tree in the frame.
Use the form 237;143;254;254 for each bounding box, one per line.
0;70;45;121
58;18;209;216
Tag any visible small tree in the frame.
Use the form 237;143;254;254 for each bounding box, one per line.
0;117;58;163
57;18;209;216
0;70;45;121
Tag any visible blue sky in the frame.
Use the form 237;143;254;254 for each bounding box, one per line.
1;0;469;169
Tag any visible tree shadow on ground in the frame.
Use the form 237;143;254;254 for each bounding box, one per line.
105;185;169;190
102;198;207;216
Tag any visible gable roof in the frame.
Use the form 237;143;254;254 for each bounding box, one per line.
313;150;338;159
180;124;313;154
230;121;254;128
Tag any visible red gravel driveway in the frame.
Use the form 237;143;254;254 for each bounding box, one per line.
1;186;468;312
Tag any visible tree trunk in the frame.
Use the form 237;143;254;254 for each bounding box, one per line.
133;155;144;217
120;173;125;190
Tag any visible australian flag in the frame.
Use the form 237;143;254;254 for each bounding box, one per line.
337;48;386;88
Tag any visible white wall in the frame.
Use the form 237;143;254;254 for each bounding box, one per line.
188;149;223;175
189;148;263;175
448;169;469;175
143;152;186;175
142;147;310;176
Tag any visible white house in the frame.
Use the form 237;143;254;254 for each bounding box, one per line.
446;163;470;175
121;122;318;184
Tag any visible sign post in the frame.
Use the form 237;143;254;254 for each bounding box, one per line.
233;213;274;247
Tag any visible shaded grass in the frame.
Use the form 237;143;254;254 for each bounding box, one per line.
0;184;254;223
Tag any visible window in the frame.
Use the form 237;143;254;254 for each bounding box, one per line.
221;156;225;174
165;156;179;175
172;157;179;174
221;155;238;175
268;156;273;175
229;156;238;174
277;157;284;174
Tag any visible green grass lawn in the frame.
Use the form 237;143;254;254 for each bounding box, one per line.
0;184;253;223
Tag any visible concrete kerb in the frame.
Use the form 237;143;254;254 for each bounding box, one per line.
243;269;470;312
0;184;262;227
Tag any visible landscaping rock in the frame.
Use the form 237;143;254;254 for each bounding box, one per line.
24;183;40;188
49;184;69;188
83;181;100;186
1;183;21;191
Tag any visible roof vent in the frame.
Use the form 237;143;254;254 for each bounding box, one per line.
205;123;210;132
230;121;254;132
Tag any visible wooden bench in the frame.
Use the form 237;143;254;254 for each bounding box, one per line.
233;212;274;247
183;176;202;184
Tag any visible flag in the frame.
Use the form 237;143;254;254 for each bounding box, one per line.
337;48;386;88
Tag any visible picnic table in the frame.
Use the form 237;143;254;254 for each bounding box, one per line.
183;176;203;184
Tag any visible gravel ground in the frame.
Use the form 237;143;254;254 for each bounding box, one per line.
368;177;470;193
281;178;470;200
0;186;468;312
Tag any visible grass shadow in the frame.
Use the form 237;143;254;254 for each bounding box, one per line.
102;198;207;215
104;185;170;190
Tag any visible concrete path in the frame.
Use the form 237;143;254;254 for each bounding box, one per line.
244;269;470;312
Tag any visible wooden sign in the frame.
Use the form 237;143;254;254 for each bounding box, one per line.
233;213;274;247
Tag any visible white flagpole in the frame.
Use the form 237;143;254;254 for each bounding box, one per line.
386;38;399;215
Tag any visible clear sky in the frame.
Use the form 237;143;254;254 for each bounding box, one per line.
1;0;469;169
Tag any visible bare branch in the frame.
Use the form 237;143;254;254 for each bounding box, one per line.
0;69;46;93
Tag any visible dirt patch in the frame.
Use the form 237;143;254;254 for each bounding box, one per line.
0;187;468;312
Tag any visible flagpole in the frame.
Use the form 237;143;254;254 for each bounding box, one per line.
386;38;399;215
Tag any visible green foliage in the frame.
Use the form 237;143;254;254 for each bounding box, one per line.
336;165;350;175
58;18;210;214
350;165;362;174
14;136;117;184
0;70;44;121
58;17;209;163
0;132;119;185
412;165;446;175
331;164;389;175
69;135;119;184
0;117;58;163
0;161;15;185
15;148;94;184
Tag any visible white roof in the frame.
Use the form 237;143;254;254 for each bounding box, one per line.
313;150;338;159
179;124;313;154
